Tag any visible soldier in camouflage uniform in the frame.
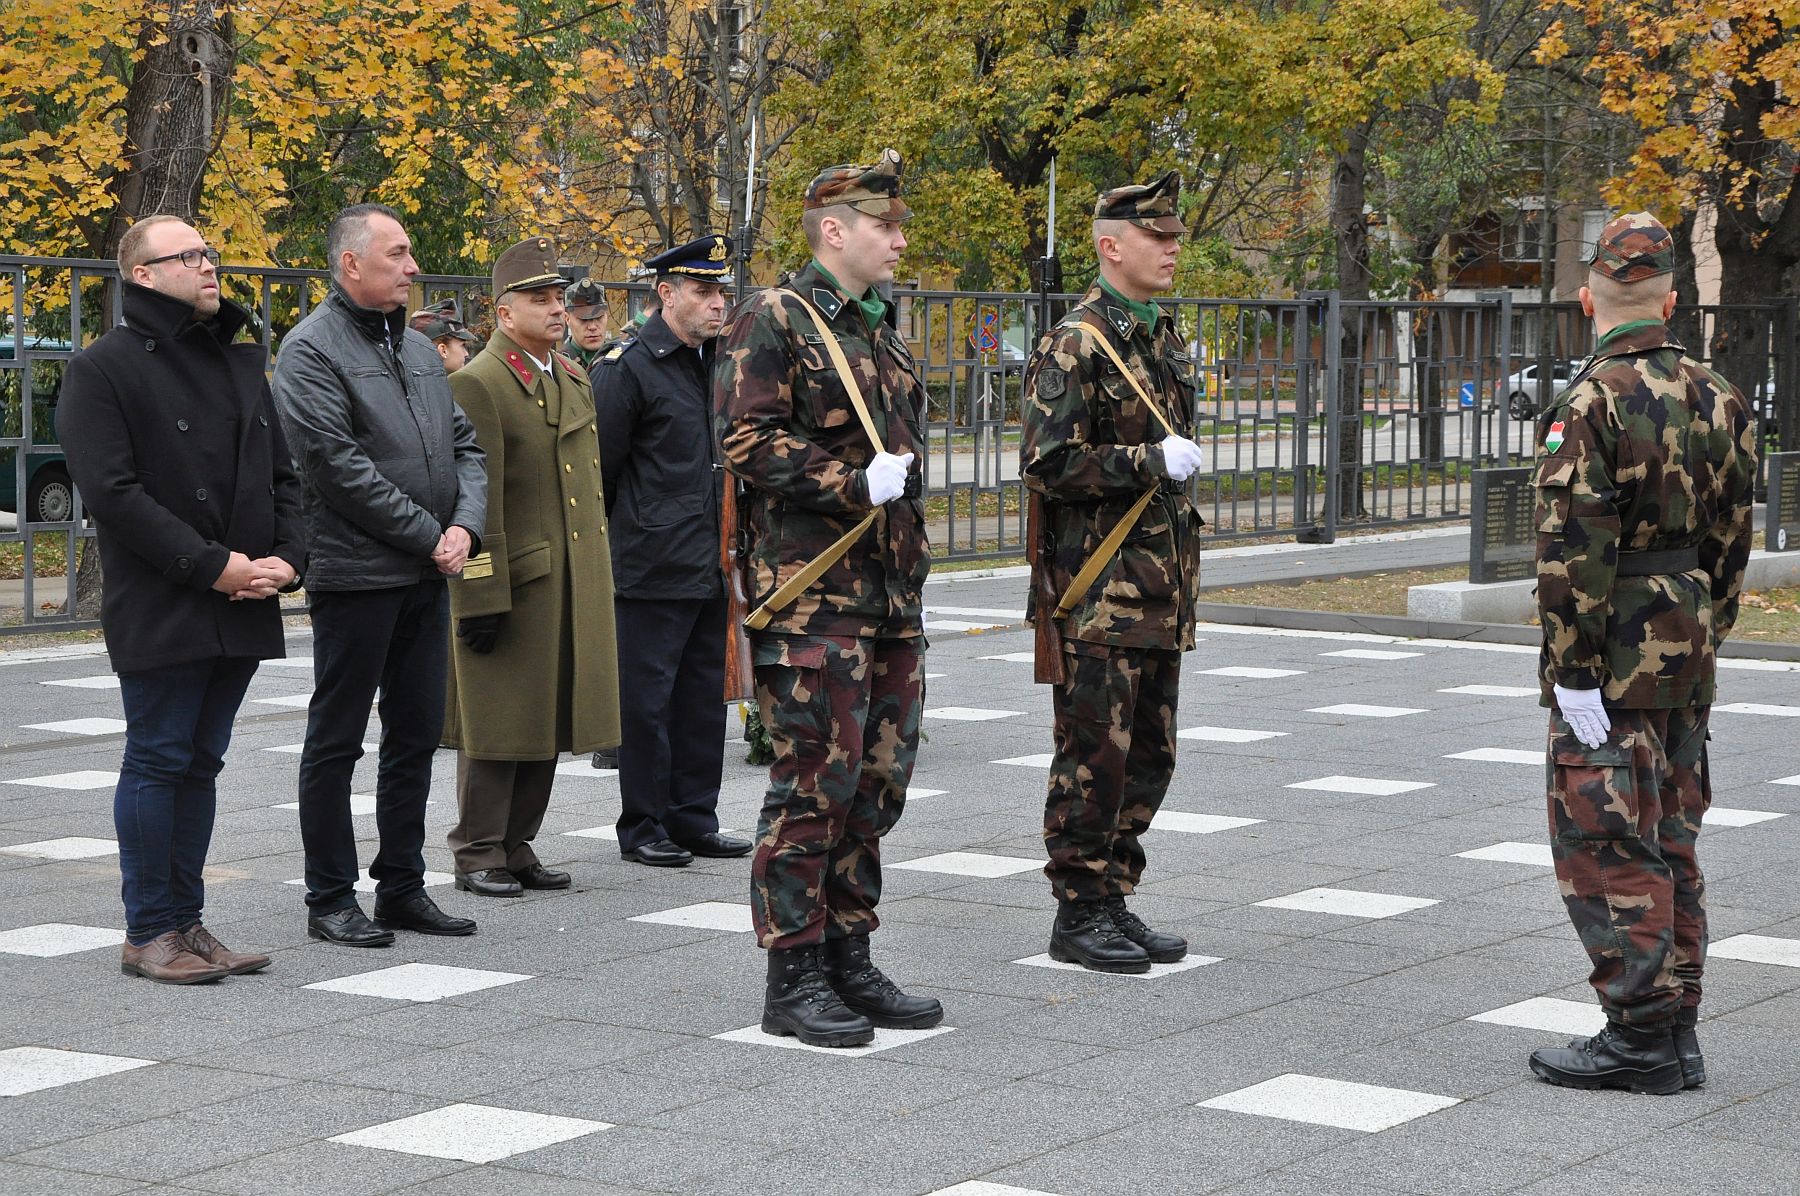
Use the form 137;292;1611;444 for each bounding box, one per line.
713;149;942;1047
1020;171;1208;974
562;277;611;374
1527;212;1757;1095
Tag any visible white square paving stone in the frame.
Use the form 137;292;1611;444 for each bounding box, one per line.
1771;774;1800;787
562;825;619;841
1713;702;1800;717
284;868;452;894
992;754;1055;769
554;761;619;778
0;1046;155;1097
1455;842;1554;867
264;741;377;755
1321;649;1423;660
1710;934;1800;968
1255;888;1440;919
629;902;753;933
21;718;128;736
304;963;532;1003
0;837;119;860
908;788;948;800
330;1102;610;1163
978;652;1038;664
1705;808;1787;828
1285;776;1434;797
1468;997;1606;1037
1308;703;1427;718
273;794;378;816
929;1183;1063;1196
924;619;1000;633
41;675;120;690
925;707;1023;722
251;693;315;709
1198;666;1306;679
712;1024;955;1057
0;923;125;957
1151;811;1265;835
1444;747;1540;765
2;771;120;791
888;852;1042;878
1015;953;1222;978
1177;726;1288;743
1438;684;1538;698
1199;1073;1460;1132
261;656;314;668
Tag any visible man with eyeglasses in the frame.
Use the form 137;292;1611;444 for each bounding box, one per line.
57;215;306;983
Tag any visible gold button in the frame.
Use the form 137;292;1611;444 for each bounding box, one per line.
569;497;577;507
592;458;598;467
572;531;580;540
564;463;571;473
537;399;546;408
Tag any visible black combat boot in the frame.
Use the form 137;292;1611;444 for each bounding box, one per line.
1674;1006;1705;1089
1103;895;1187;963
762;945;876;1047
1529;1020;1682;1094
823;935;944;1029
1049;900;1150;974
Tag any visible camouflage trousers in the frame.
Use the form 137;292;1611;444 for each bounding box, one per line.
750;633;925;949
1547;705;1711;1026
1044;641;1180;902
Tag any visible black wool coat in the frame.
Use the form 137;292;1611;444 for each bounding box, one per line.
56;283;307;673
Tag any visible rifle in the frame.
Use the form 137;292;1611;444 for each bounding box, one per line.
720;473;755;702
1025;488;1066;685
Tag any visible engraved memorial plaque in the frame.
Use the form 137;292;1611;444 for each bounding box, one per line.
1470;466;1536;584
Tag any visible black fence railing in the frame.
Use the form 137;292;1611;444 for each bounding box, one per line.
5;254;1793;634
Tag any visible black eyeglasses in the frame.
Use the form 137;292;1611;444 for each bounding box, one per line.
142;247;222;270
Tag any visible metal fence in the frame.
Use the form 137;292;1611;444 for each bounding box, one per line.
4;254;1794;634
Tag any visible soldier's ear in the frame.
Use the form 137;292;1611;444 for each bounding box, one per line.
1577;286;1594;320
1661;290;1677;321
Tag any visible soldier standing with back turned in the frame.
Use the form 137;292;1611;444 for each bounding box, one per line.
1526;213;1756;1094
1020;171;1208;974
714;150;942;1047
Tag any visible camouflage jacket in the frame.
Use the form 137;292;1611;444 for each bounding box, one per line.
1534;322;1757;708
1020;283;1203;651
713;262;929;639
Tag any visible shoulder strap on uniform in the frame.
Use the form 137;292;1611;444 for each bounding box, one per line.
775;288;887;455
1066;318;1177;438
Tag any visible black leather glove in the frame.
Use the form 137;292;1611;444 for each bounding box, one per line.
457;613;503;654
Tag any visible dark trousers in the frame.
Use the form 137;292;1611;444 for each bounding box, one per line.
298;581;448;913
114;657;259;944
614;594;727;852
449;754;557;873
1548;706;1710;1025
1044;643;1181;902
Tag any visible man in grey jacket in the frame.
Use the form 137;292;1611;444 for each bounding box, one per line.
273;203;487;947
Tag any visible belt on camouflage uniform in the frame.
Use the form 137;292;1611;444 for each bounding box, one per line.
1615;547;1701;577
1053;322;1180;619
743;289;886;632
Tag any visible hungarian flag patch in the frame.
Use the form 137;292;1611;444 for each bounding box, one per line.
1545;420;1566;453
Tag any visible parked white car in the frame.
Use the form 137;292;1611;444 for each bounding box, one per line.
1494;359;1582;420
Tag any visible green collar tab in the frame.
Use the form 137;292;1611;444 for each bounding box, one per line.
809;260;887;333
1098;277;1162;333
1596;318;1664;350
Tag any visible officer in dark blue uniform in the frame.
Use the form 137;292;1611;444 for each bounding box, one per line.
593;235;753;866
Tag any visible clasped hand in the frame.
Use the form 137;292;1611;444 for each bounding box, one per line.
214;551;296;601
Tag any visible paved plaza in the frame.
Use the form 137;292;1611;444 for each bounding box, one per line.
2;570;1799;1194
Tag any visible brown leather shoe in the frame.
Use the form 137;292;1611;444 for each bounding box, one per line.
120;931;231;985
179;922;271;975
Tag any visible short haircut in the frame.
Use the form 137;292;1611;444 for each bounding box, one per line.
117;214;190;274
326;202;403;280
1092;218;1128;255
802;204;863;251
1586;269;1674;321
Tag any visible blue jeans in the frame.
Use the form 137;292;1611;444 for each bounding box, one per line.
115;657;260;944
298;582;448;912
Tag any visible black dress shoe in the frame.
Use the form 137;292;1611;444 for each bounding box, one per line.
620;839;693;867
374;892;477;936
455;868;523;897
307;907;395;947
591;749;618;769
677;831;753;858
514;863;571;890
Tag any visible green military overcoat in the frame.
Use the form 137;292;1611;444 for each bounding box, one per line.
443;329;621;758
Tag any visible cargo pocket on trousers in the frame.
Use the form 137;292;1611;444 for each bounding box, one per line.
1549;721;1641;846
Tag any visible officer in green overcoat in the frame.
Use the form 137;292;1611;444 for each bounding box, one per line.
443;236;622;897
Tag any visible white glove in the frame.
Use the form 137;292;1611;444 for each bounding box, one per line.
1554;684;1611;749
864;451;914;505
1159;435;1205;482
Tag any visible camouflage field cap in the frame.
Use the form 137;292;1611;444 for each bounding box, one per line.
1588;212;1675;282
409;297;462;333
804;148;911;222
564;277;609;320
1094;170;1186;235
493;235;565;296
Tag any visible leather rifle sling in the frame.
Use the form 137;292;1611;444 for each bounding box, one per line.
743;289;890;631
1051;319;1181;620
